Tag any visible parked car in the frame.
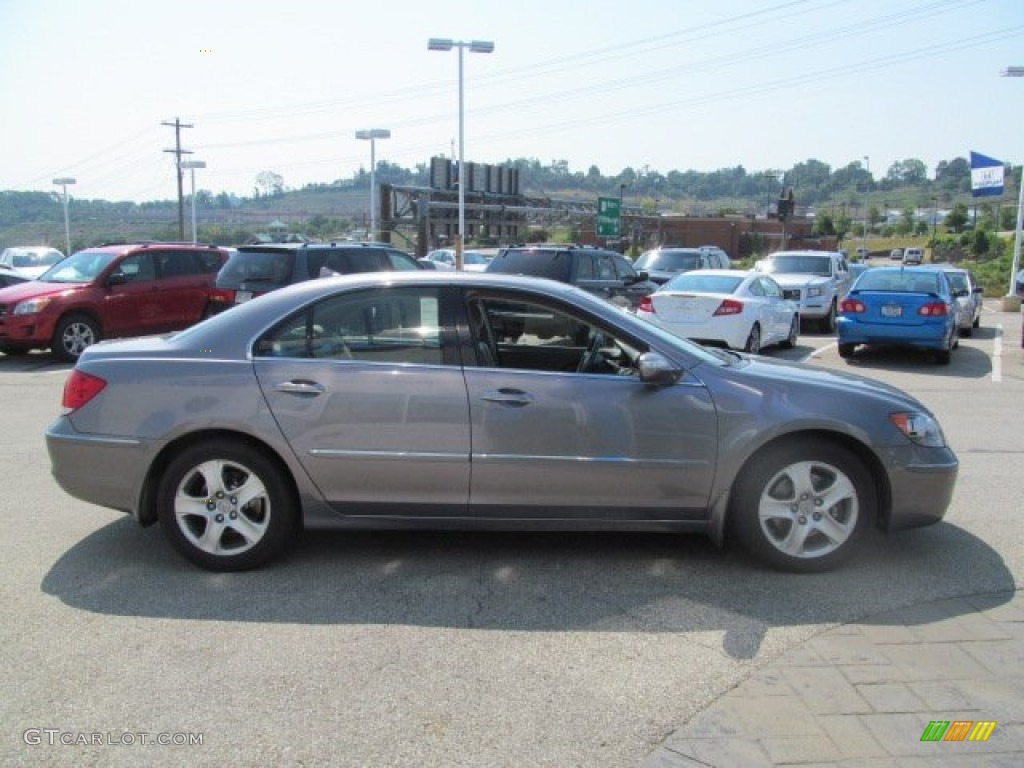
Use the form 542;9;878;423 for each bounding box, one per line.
837;266;958;364
485;244;656;309
936;265;983;336
0;270;31;289
0;242;228;361
890;248;904;261
47;272;958;574
903;247;923;265
0;246;65;278
636;269;799;353
634;246;731;285
211;241;422;311
754;250;852;332
424;248;492;272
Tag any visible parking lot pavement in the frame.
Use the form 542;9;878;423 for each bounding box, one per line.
3;303;1023;768
643;590;1024;767
644;302;1024;767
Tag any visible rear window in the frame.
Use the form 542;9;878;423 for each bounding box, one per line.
636;250;702;271
486;249;572;281
219;250;293;285
855;271;941;293
662;273;743;294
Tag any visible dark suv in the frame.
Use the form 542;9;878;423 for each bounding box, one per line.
0;242;228;361
211;242;422;311
484;245;656;309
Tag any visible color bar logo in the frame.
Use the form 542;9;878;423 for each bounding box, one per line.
920;720;997;742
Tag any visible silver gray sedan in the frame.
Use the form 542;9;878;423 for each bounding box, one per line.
46;272;958;573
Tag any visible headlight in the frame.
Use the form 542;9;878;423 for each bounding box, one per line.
889;412;947;447
13;297;52;315
806;286;825;298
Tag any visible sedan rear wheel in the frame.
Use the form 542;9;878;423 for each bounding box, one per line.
157;440;295;571
743;324;761;354
780;314;799;349
729;439;872;572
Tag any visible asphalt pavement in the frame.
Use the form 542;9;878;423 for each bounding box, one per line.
644;303;1024;767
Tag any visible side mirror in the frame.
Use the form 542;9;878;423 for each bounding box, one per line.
107;272;127;286
637;352;682;387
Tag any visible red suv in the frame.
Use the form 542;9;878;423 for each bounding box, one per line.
0;242;228;361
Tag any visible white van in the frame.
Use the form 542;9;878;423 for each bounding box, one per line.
903;247;923;265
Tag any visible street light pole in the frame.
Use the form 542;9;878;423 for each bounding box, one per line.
355;129;390;241
1002;66;1023;301
180;161;206;244
52;177;76;256
428;37;494;270
861;156;870;256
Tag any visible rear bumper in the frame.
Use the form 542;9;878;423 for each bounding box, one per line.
837;317;950;350
46;416;158;519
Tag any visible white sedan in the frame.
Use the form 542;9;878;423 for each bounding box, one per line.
636;269;800;353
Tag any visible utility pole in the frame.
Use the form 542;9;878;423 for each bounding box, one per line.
163;118;193;240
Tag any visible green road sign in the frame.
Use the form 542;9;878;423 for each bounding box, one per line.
597;196;621;238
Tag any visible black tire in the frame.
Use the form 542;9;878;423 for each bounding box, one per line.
972;314;980;329
960;325;972;338
728;439;873;572
838;343;856;359
157;440;296;571
819;301;837;334
743;324;761;354
780;315;799;349
52;313;100;362
934;348;951;365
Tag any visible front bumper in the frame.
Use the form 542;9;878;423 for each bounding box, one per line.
883;444;958;530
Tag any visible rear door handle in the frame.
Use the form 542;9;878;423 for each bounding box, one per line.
480;388;534;407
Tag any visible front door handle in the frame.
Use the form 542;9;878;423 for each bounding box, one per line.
480;388;534;407
275;380;326;396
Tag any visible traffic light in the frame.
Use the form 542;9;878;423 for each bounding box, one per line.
777;190;795;221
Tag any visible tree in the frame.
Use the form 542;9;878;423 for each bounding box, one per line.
944;203;968;233
255;171;284;197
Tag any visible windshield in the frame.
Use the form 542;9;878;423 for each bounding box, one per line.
38;251;116;283
661;273;743;294
760;254;832;277
635;250;702;271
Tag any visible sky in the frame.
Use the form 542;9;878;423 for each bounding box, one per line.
2;0;1023;204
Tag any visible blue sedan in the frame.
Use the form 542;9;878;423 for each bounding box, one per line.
837;267;958;364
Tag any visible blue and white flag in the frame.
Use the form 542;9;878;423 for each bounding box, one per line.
970;151;1004;197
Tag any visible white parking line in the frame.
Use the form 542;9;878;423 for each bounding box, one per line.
992;323;1003;383
802;341;835;363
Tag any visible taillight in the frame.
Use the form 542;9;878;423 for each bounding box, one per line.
918;302;948;317
840;298;866;313
62;370;106;413
208;289;234;305
712;299;743;316
638;296;654;313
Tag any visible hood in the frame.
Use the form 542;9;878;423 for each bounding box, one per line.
733;353;924;411
0;279;85;304
767;273;831;288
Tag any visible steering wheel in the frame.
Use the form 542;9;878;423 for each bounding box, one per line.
577;331;606;373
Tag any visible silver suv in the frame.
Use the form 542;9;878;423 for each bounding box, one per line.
755;250;852;333
634;246;731;285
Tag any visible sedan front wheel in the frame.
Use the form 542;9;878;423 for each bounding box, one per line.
729;439;873;572
157;440;295;571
